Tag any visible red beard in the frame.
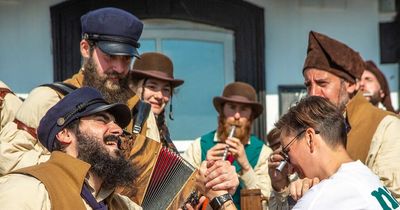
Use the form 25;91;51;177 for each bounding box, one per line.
217;115;252;145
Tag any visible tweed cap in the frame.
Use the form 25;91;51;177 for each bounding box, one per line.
213;82;263;118
364;60;394;112
38;87;131;152
131;52;184;87
81;7;143;58
303;31;365;83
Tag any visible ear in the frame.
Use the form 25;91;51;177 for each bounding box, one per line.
305;129;315;153
80;39;90;59
379;89;385;99
346;80;360;94
55;128;74;145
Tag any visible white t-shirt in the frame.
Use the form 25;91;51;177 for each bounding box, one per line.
293;160;399;210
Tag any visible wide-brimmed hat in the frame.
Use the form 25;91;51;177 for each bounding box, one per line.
131;52;184;87
213;82;263;118
38;87;131;152
303;31;364;83
81;7;143;58
364;60;394;112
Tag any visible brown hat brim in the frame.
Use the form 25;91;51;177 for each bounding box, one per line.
213;96;263;119
131;70;184;87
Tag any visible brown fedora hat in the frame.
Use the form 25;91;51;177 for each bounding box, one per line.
131;52;184;87
213;82;263;118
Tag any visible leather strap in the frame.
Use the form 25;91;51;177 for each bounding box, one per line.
131;100;151;134
0;88;13;106
0;87;13;99
14;118;37;139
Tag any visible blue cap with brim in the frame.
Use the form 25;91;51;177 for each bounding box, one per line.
38;87;131;152
81;7;143;58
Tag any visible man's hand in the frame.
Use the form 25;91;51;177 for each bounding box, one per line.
268;150;290;192
289;177;320;201
225;137;251;172
206;143;228;161
178;196;206;210
205;160;239;195
196;160;239;198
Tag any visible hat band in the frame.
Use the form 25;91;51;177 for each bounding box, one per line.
57;98;107;126
83;33;140;48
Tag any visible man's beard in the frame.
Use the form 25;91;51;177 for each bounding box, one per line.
366;91;382;106
76;131;137;190
82;58;134;103
217;115;252;145
336;81;354;113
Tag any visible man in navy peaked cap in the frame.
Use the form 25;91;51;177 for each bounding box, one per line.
0;7;161;177
0;87;144;209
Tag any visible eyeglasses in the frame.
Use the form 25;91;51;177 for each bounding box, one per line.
280;129;320;163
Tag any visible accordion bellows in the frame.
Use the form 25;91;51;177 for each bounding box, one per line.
121;134;198;209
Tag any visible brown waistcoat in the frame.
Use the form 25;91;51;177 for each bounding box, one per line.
346;92;396;163
12;152;129;210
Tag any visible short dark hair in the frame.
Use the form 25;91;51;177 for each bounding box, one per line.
275;96;347;148
52;119;80;151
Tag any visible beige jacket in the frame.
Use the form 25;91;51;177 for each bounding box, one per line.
182;133;273;201
0;173;142;210
0;81;22;131
0;81;160;175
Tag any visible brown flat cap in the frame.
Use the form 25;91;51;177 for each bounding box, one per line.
213;82;263;119
303;31;365;83
131;52;184;87
364;60;394;112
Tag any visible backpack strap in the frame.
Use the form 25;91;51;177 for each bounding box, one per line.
131;100;151;134
40;82;78;96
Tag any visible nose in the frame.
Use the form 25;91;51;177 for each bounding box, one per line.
110;57;128;74
108;121;123;136
153;90;163;100
233;111;241;120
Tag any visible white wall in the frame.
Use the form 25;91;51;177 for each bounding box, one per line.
247;0;399;132
0;0;63;94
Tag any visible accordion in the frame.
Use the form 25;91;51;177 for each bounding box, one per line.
121;133;199;209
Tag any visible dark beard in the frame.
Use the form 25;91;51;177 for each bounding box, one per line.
82;58;134;103
76;131;137;190
216;115;252;145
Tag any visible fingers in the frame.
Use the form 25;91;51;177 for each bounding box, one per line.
289;178;312;201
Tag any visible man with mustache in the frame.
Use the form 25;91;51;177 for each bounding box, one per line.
0;7;160;175
360;60;395;112
0;87;143;209
183;82;273;209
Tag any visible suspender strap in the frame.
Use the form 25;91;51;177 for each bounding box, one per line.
131;100;151;134
81;184;108;210
0;87;13;99
40;82;77;96
14;118;37;139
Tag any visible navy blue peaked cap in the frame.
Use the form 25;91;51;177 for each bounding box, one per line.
81;7;143;58
38;87;131;152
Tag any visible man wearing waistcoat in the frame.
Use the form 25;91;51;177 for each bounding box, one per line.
0;7;161;175
183;82;273;209
269;31;400;207
0;87;143;209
